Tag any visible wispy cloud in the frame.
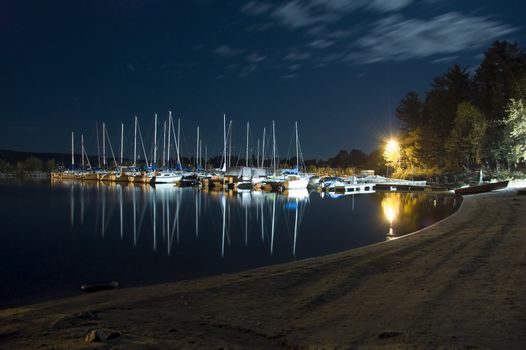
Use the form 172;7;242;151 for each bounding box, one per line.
432;55;458;64
367;0;412;13
215;45;244;57
283;51;312;61
271;1;319;29
308;38;334;49
288;64;301;70
246;52;266;63
237;1;519;71
348;13;518;63
241;1;273;16
239;64;257;77
246;0;414;31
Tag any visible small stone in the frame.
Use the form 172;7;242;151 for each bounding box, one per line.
378;330;404;339
85;329;106;343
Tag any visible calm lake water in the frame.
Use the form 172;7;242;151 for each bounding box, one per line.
0;180;460;307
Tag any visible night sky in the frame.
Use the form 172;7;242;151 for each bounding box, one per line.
1;0;525;159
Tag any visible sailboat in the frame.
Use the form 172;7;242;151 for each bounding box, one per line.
57;131;79;180
128;116;150;183
114;123;131;182
151;113;185;184
282;122;309;190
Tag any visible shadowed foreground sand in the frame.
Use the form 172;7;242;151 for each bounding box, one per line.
1;190;525;349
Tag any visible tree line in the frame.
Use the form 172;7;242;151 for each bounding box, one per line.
3;42;525;179
389;41;526;178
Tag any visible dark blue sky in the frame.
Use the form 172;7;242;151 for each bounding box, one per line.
1;0;525;159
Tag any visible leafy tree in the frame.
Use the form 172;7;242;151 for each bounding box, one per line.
0;159;11;172
503;98;526;165
422;65;472;167
45;159;56;172
328;150;350;168
366;148;386;175
445;102;486;169
474;41;526;165
349;149;368;167
400;128;423;172
383;141;401;174
18;157;44;171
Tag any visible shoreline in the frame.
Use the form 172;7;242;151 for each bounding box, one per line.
1;189;525;349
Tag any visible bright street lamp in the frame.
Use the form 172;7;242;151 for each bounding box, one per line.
384;138;400;178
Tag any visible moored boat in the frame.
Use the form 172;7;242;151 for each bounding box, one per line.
454;180;508;195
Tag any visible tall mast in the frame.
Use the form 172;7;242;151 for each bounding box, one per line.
162;120;166;167
257;139;260;168
205;144;207;171
199;139;202;170
120;123;124;165
170;113;182;169
228;120;232;168
177;118;180;161
134;116;137;167
81;134;84;168
223;113;227;170
245;121;249;167
295;121;299;171
196;126;200;170
153;113;158;166
272;120;276;176
262;127;266;168
71;131;75;168
102;123;106;167
96;123;101;168
167;112;171;167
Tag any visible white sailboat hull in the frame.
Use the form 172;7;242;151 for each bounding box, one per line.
282;178;309;190
151;173;182;184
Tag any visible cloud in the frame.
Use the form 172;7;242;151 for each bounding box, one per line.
348;13;518;63
215;45;244;56
431;55;458;64
271;1;317;29
239;64;257;77
246;52;266;63
367;0;412;13
246;0;414;31
283;51;312;61
308;38;334;49
241;1;273;16
311;0;364;12
288;64;301;70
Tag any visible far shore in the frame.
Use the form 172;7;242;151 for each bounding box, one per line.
1;188;526;349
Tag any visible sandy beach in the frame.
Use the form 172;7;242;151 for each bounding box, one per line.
1;189;525;349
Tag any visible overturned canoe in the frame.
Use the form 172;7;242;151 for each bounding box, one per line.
454;180;508;195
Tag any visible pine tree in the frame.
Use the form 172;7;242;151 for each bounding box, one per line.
395;91;422;132
474;41;526;165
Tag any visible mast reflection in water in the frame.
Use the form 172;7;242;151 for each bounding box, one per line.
0;180;459;306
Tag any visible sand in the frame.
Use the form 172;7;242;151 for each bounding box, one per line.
1;189;525;349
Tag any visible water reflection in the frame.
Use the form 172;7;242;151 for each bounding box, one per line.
377;191;459;241
61;182;314;258
57;181;461;257
1;180;463;305
381;193;400;239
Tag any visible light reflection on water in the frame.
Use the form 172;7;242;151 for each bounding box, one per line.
0;180;460;306
66;182;311;258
